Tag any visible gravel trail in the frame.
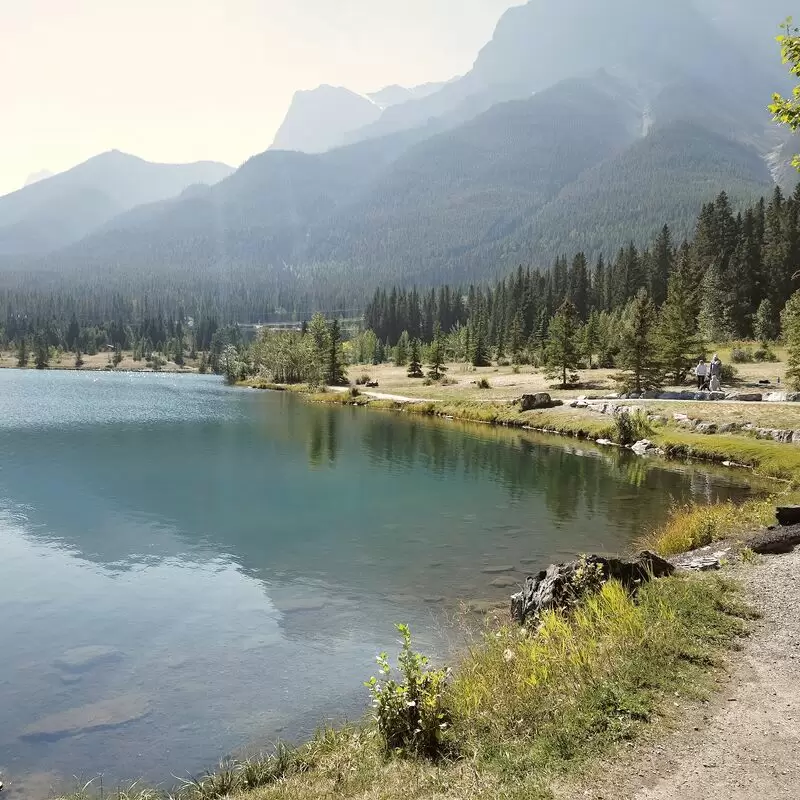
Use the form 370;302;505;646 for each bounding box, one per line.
567;548;800;800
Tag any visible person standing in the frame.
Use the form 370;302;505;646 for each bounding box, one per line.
709;354;722;392
694;359;707;390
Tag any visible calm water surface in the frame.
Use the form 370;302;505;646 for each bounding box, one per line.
0;370;757;794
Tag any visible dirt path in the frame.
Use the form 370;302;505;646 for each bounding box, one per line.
565;549;800;800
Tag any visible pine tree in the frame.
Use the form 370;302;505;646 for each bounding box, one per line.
394;330;410;366
307;313;330;387
407;339;424;378
508;312;524;364
581;310;601;369
698;262;730;343
544;301;581;388
783;291;800;390
649;225;673;307
34;334;49;370
471;322;491;367
325;318;347;386
617;289;662;393
656;263;701;385
427;323;447;380
74;349;84;368
16;338;28;367
754;299;779;344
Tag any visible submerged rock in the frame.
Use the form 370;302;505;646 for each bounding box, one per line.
54;646;122;673
481;565;516;574
490;576;518;589
21;693;149;741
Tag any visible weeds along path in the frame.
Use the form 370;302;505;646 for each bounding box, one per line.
566;548;800;800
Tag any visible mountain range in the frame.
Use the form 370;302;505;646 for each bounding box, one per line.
0;152;232;257
2;0;797;302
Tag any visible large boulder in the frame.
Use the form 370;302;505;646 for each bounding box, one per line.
519;393;553;411
726;392;763;402
776;506;800;527
510;551;674;624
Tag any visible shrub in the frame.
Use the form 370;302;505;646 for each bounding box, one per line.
512;365;521;374
613;409;652;445
477;378;491;389
730;348;753;363
366;624;450;758
753;348;778;363
349;386;361;398
355;374;371;386
497;358;510;367
720;363;738;384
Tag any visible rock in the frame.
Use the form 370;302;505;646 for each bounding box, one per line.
717;423;739;433
765;392;788;402
519;393;553;411
481;565;516;574
695;422;717;434
708;392;727;401
793;431;800;444
21;693;150;741
771;430;794;443
365;381;379;388
673;413;691;422
54;646;122;673
490;576;518;589
642;390;662;399
510;551;674;624
789;393;800;402
596;438;614;446
648;415;668;424
725;392;762;402
656;391;684;400
776;506;800;527
631;439;653;456
745;524;800;554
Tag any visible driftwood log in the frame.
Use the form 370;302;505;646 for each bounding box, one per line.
510;551;674;625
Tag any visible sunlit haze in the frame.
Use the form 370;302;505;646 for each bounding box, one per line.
1;0;520;196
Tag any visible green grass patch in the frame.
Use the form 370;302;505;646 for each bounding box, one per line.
651;429;800;484
59;575;750;800
637;499;777;556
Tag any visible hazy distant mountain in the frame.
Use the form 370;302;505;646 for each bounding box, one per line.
270;81;453;154
23;170;54;187
0;151;232;256
3;0;796;298
337;0;785;147
270;86;382;154
367;81;451;109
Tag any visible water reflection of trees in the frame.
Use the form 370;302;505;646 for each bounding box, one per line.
307;407;339;467
360;415;754;537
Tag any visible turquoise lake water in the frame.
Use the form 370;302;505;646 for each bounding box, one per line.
0;370;757;796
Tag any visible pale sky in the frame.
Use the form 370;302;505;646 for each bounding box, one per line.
1;0;520;196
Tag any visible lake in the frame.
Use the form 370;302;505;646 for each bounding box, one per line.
0;370;758;796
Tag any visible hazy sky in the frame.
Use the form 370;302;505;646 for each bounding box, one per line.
1;0;520;196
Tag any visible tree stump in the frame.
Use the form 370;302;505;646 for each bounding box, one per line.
776;506;800;527
510;551;674;625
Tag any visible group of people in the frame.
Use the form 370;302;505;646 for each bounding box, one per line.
694;354;723;391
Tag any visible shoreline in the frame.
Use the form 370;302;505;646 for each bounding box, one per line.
241;379;800;488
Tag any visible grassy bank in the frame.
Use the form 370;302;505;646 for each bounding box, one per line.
61;573;752;800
